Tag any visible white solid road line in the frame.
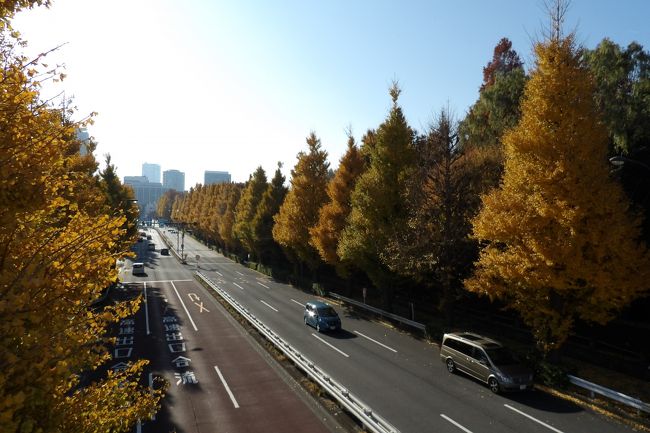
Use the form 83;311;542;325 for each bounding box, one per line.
260;300;278;312
354;330;397;353
440;414;473;433
312;333;350;358
148;373;156;420
290;299;304;307
214;365;240;409
170;281;199;331
233;282;245;290
504;404;565;433
257;282;270;289
144;282;151;336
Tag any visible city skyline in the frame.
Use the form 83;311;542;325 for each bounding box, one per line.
13;1;650;188
13;1;650;187
123;165;233;191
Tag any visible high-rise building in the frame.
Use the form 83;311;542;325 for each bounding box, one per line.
163;169;185;192
142;163;161;183
76;128;91;156
124;176;163;220
204;170;231;185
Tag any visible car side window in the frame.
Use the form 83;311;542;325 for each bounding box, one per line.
456;341;473;356
472;348;488;363
443;339;457;351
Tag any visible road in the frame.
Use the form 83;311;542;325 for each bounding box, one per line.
159;227;635;433
117;229;338;433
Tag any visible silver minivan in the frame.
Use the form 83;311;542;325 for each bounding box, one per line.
440;332;533;393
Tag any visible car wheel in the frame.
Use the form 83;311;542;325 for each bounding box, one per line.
446;359;455;373
488;377;500;394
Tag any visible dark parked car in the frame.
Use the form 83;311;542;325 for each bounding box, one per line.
304;300;341;332
160;248;169;255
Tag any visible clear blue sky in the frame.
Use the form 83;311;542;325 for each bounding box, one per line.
13;0;650;187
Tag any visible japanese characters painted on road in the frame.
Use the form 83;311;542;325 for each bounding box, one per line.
114;318;135;359
175;371;198;385
172;356;191;368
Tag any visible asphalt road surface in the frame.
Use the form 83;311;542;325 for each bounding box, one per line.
117;229;338;433
150;227;636;433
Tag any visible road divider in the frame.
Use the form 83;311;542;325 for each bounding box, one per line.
354;331;397;353
144;282;151;336
504;404;565;433
214;365;240;409
312;334;350;358
171;281;198;332
196;271;400;433
440;414;473;433
260;300;279;312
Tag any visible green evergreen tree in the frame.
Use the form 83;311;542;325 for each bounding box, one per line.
338;83;416;307
384;109;479;323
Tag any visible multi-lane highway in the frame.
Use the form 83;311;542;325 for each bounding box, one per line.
151;227;636;433
117;229;338;433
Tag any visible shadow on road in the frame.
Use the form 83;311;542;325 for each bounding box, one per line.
504;387;583;414
328;329;358;340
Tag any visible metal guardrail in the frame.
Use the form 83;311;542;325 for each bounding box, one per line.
332;292;650;415
156;228;185;263
330;292;426;332
196;271;400;433
568;375;650;414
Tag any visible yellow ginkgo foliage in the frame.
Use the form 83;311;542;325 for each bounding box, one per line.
465;33;650;353
0;33;162;432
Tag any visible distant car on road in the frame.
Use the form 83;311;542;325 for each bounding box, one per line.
160;248;169;255
132;263;145;276
440;332;533;393
147;243;155;251
304;300;341;332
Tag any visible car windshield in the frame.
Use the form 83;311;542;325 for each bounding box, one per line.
485;347;518;366
317;307;337;317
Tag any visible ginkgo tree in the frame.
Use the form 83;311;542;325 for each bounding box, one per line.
0;23;162;433
310;133;366;277
273;132;330;274
234;166;268;258
465;25;650;353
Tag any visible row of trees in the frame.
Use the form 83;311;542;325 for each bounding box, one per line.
1;2;163;432
171;23;650;355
